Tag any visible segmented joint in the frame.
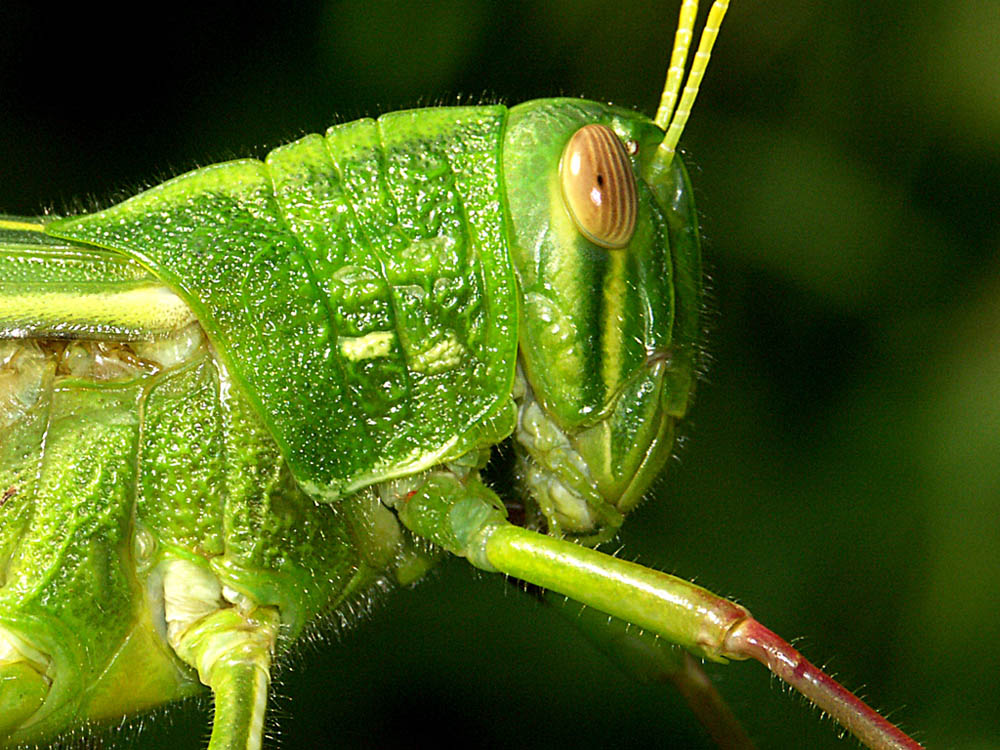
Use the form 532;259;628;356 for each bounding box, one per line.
160;557;280;688
377;464;507;572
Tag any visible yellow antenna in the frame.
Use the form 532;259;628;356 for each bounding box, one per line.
654;0;698;132
653;0;730;169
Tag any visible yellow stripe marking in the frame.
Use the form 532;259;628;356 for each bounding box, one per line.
601;249;628;398
0;285;195;333
339;331;395;361
0;219;46;233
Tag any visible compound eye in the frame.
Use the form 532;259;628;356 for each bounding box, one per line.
559;124;638;249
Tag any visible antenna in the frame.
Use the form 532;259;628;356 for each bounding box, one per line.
653;0;730;169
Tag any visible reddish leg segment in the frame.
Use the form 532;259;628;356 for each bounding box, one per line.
724;619;922;750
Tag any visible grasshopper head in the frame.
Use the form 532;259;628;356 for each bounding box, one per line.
500;1;727;541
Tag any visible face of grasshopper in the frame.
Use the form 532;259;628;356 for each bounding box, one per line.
502;99;701;539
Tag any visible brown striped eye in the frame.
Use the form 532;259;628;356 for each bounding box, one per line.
559;124;638;249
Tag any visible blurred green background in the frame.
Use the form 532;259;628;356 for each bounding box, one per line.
1;1;998;748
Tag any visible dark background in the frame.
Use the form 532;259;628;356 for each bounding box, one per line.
2;1;998;748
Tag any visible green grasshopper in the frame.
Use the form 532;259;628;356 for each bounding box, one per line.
0;2;924;748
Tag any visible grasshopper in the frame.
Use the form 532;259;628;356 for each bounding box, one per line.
0;2;924;748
